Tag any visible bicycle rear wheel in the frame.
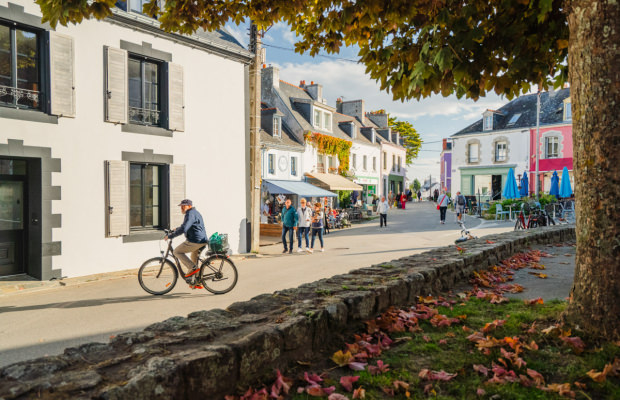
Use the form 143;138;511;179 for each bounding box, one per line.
138;257;178;295
514;218;525;230
200;255;238;294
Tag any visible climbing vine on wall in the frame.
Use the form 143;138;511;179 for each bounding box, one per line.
304;131;352;175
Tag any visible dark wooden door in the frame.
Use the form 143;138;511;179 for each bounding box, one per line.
0;160;27;276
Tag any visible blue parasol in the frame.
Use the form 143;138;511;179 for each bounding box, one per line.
520;172;529;197
549;170;560;197
559;167;573;198
502;168;519;199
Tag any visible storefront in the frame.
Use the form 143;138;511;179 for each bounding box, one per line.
353;176;379;204
388;174;404;196
459;166;515;200
304;172;363;208
261;179;337;222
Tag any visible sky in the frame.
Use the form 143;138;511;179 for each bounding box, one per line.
225;22;507;183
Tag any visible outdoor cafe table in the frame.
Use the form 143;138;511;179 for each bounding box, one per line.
507;204;517;221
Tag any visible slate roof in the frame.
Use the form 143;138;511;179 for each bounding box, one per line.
333;112;379;147
452;88;571;137
259;124;304;151
193;28;248;54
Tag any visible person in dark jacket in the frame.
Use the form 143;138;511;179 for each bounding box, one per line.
280;199;298;254
165;199;207;288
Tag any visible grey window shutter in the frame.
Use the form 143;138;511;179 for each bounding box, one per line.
169;164;186;229
167;63;185;131
105;47;128;124
49;32;75;117
105;160;130;237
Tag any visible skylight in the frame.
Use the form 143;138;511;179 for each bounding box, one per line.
507;113;521;125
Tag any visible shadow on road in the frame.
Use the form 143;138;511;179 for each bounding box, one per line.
0;292;213;313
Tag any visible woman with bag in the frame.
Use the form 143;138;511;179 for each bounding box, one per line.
437;191;451;224
308;202;324;253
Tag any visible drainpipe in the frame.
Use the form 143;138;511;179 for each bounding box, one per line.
535;84;541;200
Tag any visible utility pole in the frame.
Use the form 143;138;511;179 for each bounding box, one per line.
248;22;262;252
534;83;541;200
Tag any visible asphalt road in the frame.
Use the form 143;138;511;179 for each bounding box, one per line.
0;202;514;367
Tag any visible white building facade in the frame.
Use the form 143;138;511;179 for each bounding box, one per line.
0;1;252;279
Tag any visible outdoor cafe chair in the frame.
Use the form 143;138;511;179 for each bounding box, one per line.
495;204;510;221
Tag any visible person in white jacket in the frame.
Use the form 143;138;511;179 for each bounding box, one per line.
296;198;313;252
437;191;451;224
377;196;390;228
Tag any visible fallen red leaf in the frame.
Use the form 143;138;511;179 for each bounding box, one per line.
339;375;359;392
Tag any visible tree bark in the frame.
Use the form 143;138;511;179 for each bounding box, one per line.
564;0;620;339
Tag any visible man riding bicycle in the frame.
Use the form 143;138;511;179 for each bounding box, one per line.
164;199;207;289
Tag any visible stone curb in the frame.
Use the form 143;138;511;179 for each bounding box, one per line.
0;226;575;399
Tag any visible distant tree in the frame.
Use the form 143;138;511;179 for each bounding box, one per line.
412;179;421;192
37;0;620;339
388;117;422;164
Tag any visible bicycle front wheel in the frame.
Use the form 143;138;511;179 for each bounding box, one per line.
200;255;238;294
514;218;525;231
138;257;178;295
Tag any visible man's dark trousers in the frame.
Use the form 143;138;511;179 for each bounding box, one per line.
380;213;387;227
282;226;294;251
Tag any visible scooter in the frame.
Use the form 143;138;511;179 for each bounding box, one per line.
455;220;477;243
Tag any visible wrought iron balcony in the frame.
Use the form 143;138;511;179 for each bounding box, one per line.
129;107;161;126
0;85;42;109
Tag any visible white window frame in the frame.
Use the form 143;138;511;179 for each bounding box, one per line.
352;153;357;169
483;114;493;131
545;136;559;158
564;99;572;121
323;112;332;131
268;154;275;174
373;156;377;171
291;156;297;176
273;116;281;137
468;143;479;163
312;107;332;132
495;141;507;161
313;109;321;127
363;155;367;170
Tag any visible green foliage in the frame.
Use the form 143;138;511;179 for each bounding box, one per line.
388;116;422;163
338;190;352;208
34;0;569;102
412;178;421;192
304;131;352;175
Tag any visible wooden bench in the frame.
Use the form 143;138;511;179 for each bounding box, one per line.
260;223;282;237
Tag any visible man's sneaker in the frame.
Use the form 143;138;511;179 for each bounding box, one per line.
320;248;325;252
189;284;204;290
307;248;314;253
184;267;199;278
297;248;304;253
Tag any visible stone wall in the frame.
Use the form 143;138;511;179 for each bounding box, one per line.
0;226;575;399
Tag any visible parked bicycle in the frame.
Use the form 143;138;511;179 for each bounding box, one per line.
138;230;238;295
455;220;477;243
514;203;555;230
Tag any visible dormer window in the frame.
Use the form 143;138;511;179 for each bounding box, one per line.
312;107;332;132
273;116;281;137
563;98;572;121
483;114;493;131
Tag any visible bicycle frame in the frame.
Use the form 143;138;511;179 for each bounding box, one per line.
159;236;227;280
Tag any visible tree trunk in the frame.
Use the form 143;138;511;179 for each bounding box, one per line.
564;0;620;339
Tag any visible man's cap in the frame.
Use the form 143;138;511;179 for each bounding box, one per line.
178;199;193;206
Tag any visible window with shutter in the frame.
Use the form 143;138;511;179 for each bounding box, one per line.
167;63;184;131
49;32;75;117
105;46;128;124
105;160;130;237
128;56;161;126
168;164;186;229
129;163;162;229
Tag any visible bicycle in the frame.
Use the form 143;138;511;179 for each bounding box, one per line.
138;230;238;295
455;220;477;243
514;203;535;230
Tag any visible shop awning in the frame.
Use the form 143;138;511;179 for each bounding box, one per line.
304;172;363;191
264;179;337;197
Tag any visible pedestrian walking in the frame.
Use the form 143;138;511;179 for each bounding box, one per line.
433;189;439;202
296;198;312;252
388;191;394;208
377;195;389;227
437;191;451;224
280;199;298;253
400;192;406;210
454;191;467;223
417;190;422;202
309;202;324;253
324;205;331;234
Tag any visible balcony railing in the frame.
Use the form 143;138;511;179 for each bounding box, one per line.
129;106;161;126
0;85;42;109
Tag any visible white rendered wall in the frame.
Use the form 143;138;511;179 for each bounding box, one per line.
0;1;248;277
262;147;304;181
350;142;381;192
379;142;407;197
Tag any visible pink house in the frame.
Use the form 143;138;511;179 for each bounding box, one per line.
529;123;573;194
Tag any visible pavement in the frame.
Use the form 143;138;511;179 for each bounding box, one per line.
0;202;520;367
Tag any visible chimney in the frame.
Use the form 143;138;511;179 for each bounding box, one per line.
340;99;365;124
366;111;388;128
299;80;306;88
306;83;323;101
261;66;279;90
442;138;447;151
336;98;343;113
